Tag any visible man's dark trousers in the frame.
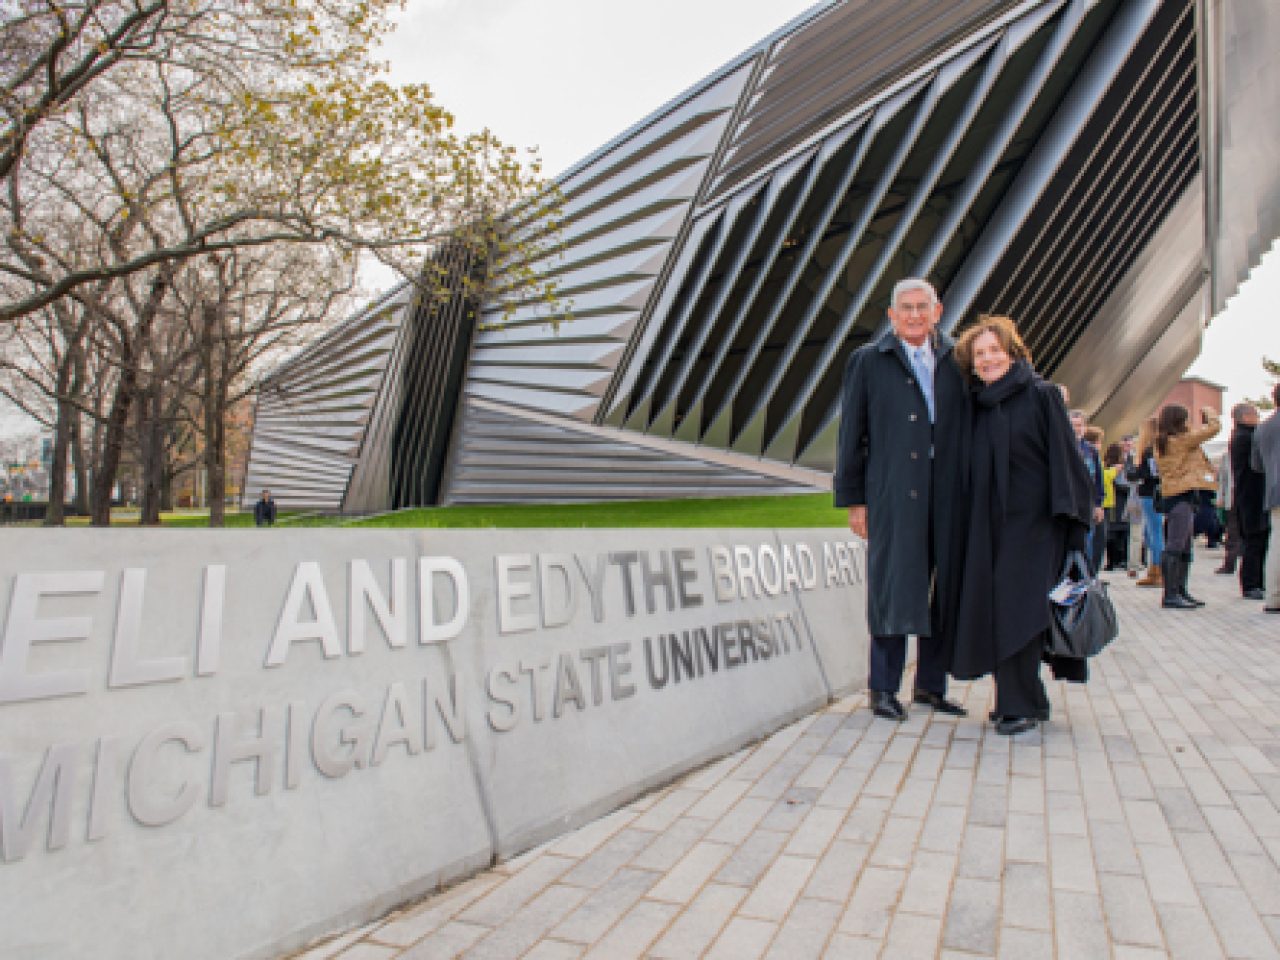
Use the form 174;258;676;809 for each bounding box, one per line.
870;634;947;695
1241;528;1269;593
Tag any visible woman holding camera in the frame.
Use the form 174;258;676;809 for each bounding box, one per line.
1152;404;1221;610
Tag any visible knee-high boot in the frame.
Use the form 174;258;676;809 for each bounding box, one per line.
1179;549;1205;606
1162;553;1197;610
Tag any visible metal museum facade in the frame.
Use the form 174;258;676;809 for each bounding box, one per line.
245;0;1280;512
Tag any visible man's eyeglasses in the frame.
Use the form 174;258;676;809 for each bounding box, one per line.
894;303;935;314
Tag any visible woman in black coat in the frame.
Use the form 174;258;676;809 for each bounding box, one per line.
950;316;1094;735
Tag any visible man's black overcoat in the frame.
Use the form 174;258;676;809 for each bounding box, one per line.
833;328;968;647
1231;423;1267;535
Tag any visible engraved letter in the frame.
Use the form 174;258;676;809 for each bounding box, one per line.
0;742;79;861
110;568;186;688
0;571;102;703
420;557;470;644
266;562;340;666
349;558;408;654
127;722;203;827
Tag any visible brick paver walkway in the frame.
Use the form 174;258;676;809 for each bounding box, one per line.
293;551;1280;959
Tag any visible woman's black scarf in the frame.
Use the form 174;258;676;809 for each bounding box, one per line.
972;359;1035;557
952;360;1035;679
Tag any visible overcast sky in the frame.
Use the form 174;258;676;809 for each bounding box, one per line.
2;1;1274;436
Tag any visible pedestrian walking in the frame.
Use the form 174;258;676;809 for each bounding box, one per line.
834;278;969;722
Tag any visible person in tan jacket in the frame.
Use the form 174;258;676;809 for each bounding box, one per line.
1153;404;1221;609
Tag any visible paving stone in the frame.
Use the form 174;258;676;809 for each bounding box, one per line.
1002;862;1052;931
883;912;942;958
739;854;816;921
714;828;788;886
550;869;658;945
942;877;999;954
685;777;753;822
868;815;924;869
521;941;583;960
397;921;489;960
958;823;1005;880
648;883;744;959
1099;873;1165;948
997;927;1053;959
1225;851;1280;914
784;805;846;858
762;897;842;960
898;850;957;917
645;841;733;904
1199;885;1280;958
459;856;576;927
1155;903;1228;959
1005;812;1048;864
822;934;884;959
462;885;586;960
918;801;967;854
705;796;774;845
333;945;397;960
1052;890;1110;960
1174;830;1238;888
580;899;678;960
1048;834;1098;893
704;916;777;960
837;866;906;938
1137;842;1199;905
803;839;870;903
560;828;654;889
369;875;501;947
629;819;710;873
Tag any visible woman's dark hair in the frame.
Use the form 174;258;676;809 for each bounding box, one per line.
1104;442;1124;467
1156;404;1189;456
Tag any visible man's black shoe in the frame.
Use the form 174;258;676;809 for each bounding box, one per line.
913;690;967;716
1244;588;1266;600
1214;565;1236;575
1265;607;1280;614
870;691;907;721
1181;590;1206;607
1162;594;1198;610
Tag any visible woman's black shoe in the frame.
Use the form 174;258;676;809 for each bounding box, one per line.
1161;594;1198;610
995;717;1038;736
989;707;1050;723
1181;590;1206;607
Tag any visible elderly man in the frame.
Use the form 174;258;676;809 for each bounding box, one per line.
834;278;968;721
1252;386;1280;613
1231;403;1269;599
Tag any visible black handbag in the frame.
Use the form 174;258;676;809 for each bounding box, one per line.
1045;550;1118;659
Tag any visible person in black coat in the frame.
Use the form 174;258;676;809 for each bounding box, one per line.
1230;404;1270;599
834;278;969;722
950;316;1094;736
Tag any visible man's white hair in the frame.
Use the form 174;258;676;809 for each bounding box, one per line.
891;278;938;307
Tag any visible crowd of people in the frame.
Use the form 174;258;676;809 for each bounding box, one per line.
835;277;1279;737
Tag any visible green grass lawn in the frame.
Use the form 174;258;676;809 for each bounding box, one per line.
347;492;846;529
32;492;847;529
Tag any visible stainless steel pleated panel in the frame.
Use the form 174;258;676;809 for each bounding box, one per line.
466;60;757;424
442;399;823;504
243;287;411;509
1203;0;1280;312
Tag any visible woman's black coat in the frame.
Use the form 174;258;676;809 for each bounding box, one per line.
834;329;969;645
950;366;1093;680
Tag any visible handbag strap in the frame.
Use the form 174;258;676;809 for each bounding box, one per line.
1059;549;1090;582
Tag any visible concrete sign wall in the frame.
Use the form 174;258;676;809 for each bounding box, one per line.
0;527;868;960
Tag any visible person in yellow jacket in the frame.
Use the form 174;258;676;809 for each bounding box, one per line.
1153;404;1221;609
